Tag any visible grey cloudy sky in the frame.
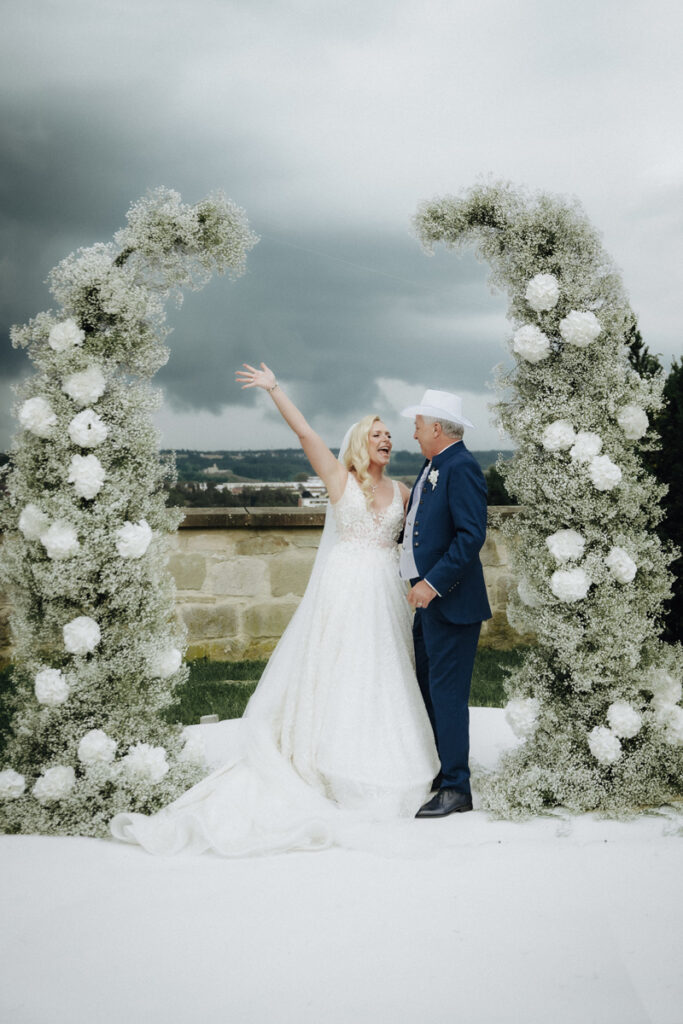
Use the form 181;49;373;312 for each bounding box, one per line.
1;0;682;454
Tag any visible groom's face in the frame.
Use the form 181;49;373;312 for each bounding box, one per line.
413;415;439;459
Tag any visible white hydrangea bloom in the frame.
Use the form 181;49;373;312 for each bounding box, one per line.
647;669;682;705
68;409;108;448
588;455;622;491
115;519;153;559
18;396;57;438
34;667;70;706
62;364;106;407
78;729;117;766
607;701;642;739
68;454;106;499
517;577;542;608
63;615;101;655
588;726;622;764
569;431;602;463
664;706;683;747
550;567;591;603
40;520;80;560
0;769;26;800
512;324;551;363
48;318;85;352
525;273;560;312
542;420;576;452
616;405;649;441
559;310;601;348
504;697;540;740
546;529;585;563
179;732;207;766
605;546;637;584
18;503;50;540
122;743;169;783
150;646;182;679
33;765;76;805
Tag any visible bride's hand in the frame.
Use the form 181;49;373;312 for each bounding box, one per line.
236;362;277;391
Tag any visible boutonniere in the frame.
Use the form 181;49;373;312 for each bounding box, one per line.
428;468;439;490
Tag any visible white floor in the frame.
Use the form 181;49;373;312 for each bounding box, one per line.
1;709;681;1024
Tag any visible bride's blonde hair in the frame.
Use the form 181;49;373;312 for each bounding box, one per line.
343;414;383;505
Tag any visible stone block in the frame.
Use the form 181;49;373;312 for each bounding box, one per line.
479;611;523;650
186;637;246;661
235;534;290;556
185;531;235;554
289;529;323;550
169;553;207;591
204;557;267;597
245;601;298;638
480;534;505;567
179;602;240;640
269;552;316;597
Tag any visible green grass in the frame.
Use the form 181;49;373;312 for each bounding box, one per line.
0;648;526;750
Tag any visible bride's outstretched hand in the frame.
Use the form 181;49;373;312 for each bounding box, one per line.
236;362;276;391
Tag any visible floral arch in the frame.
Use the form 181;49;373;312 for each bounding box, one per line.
415;182;683;816
0;189;258;835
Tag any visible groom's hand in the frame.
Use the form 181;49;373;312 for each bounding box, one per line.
407;580;437;609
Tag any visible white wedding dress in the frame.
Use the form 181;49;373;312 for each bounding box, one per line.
111;473;438;856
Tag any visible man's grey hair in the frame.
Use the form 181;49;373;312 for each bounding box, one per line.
424;417;464;440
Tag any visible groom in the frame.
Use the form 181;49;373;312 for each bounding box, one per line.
400;390;491;817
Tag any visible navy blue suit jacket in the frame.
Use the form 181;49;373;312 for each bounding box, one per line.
408;441;492;625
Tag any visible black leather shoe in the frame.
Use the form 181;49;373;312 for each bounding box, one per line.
415;789;473;818
430;771;443;792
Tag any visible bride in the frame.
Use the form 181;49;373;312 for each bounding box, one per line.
110;363;438;855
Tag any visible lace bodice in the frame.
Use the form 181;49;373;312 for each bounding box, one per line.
332;474;403;549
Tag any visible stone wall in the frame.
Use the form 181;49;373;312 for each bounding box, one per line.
0;506;522;665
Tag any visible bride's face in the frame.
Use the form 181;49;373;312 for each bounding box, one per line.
367;420;392;469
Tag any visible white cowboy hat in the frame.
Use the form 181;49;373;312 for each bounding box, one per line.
400;389;476;429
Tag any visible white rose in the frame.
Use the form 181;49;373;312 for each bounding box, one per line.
550;567;591;603
588;726;622;764
68;409;108;448
179;732;207;766
646;669;682;705
512;324;551;363
605;546;637;584
0;769;26;800
616;405;649;441
559;310;601;348
78;729;117;766
40;520;80;560
48;319;85;352
32;765;76;805
664;706;683;746
18;504;50;541
122;743;169;784
62;365;106;407
68;454;106;499
18;396;58;438
517;577;542;608
525;273;560;312
546;529;585;564
588;455;622;492
542;419;576;452
34;667;70;706
606;701;642;739
150;646;182;680
115;519;153;559
569;431;602;463
63;615;101;655
504;697;540;740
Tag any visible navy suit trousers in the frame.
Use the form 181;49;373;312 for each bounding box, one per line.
413;607;481;796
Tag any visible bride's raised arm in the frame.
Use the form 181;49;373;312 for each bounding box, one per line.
235;362;348;503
